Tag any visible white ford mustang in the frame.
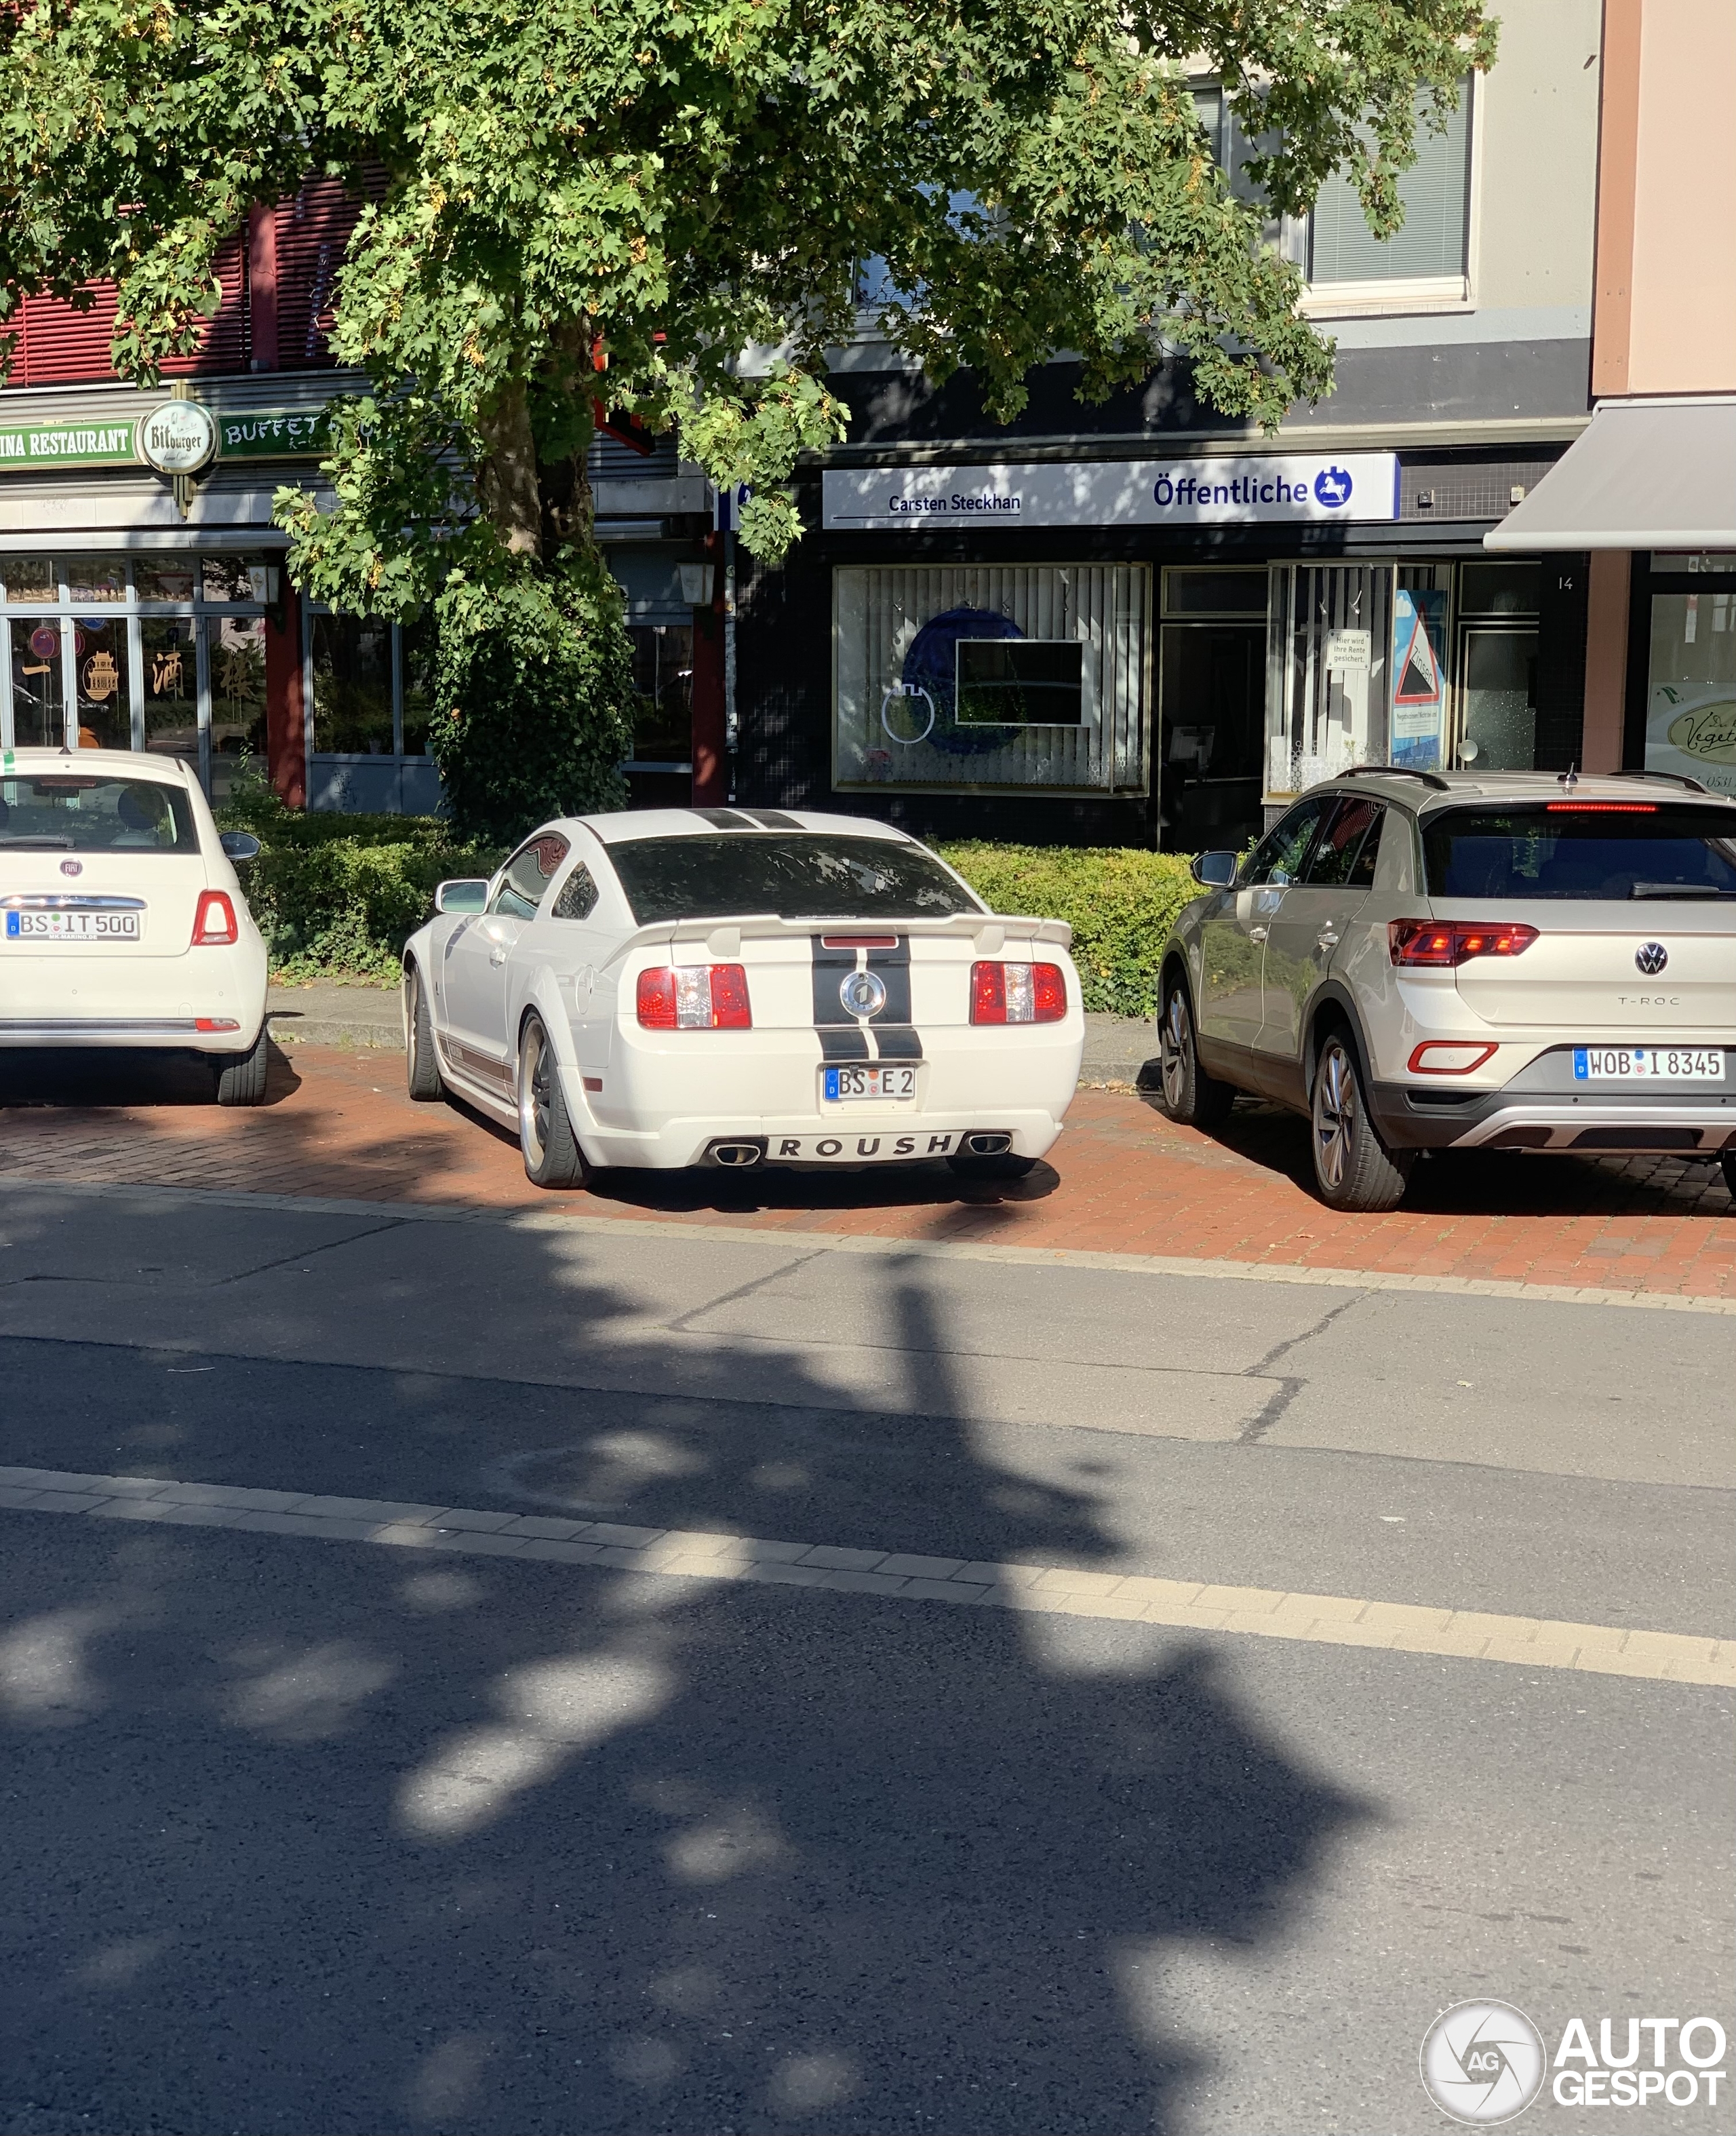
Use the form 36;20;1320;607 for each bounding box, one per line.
401;807;1084;1188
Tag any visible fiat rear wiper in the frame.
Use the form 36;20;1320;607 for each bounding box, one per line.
1628;882;1736;899
0;835;75;848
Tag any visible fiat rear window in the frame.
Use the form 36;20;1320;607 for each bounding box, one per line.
1423;804;1736;900
609;834;983;923
0;776;199;852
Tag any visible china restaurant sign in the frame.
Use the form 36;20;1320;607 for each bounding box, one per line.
823;453;1400;530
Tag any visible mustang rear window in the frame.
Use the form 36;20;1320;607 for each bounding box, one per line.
0;776;198;853
1423;804;1736;901
608;834;982;923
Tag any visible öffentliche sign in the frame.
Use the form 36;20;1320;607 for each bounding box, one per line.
823;454;1400;530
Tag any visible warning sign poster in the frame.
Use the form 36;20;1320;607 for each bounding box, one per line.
1391;587;1448;769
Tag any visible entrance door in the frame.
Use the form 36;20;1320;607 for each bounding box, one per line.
1457;628;1538;771
1158;623;1265;851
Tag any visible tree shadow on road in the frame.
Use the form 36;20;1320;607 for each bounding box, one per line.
0;1220;1375;2135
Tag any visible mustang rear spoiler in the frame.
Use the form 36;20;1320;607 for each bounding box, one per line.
601;911;1072;970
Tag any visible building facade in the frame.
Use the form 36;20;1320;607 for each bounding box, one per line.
732;0;1606;847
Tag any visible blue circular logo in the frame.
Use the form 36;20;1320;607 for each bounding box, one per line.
1313;466;1354;509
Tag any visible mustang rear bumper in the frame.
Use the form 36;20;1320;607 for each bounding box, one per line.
0;1017;262;1053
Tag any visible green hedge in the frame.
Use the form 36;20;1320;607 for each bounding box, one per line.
218;784;502;984
219;781;1196;1011
935;842;1196;1017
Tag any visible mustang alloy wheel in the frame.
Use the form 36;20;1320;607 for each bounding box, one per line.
1154;981;1235;1130
403;963;444;1102
1309;1032;1411;1212
517;1014;587;1189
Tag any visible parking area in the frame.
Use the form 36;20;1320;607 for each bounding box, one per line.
3;1042;1736;1298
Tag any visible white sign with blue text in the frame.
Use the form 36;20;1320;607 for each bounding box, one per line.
823;454;1399;530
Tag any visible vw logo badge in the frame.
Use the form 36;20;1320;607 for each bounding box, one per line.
60;859;83;877
840;969;888;1019
1635;941;1669;975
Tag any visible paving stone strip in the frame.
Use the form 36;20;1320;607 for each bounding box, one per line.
1;1465;1729;1687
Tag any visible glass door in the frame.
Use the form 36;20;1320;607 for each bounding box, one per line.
1456;627;1538;771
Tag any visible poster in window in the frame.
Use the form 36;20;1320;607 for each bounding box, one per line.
1390;587;1447;770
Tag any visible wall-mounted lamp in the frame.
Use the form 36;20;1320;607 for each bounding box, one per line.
678;562;712;605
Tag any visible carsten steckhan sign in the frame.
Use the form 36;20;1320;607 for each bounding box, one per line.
823;453;1400;530
0;401;342;473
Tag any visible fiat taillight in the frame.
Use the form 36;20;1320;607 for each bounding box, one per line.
191;891;238;946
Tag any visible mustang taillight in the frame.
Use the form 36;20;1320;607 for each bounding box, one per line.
637;964;752;1030
970;960;1067;1024
1389;919;1538;968
191;890;238;946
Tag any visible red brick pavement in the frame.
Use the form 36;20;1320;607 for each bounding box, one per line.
3;1045;1736;1297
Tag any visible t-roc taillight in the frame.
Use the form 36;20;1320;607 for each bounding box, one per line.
636;965;752;1029
970;961;1067;1024
1389;920;1538;967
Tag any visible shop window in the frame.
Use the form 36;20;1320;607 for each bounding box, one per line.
64;556;126;605
143;617;198;766
834;564;1148;794
1307;83;1473;288
209;617;268;798
310;613;394;754
627;622;693;762
3;558;56;605
1459;562;1541;617
1645;579;1736;798
1267;564;1397;794
203;554;272;604
1162;568;1269;619
136;558;198;603
9;619;64;748
400;612;435;758
73;616;132;750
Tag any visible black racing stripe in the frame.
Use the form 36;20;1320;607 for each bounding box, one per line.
690;807;757;830
818;1027;871;1060
810;935;923;1062
743;808;802;830
871;1025;922;1060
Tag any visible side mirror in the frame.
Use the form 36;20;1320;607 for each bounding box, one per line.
434;878;490;914
219;830;261;862
1190;850;1239;889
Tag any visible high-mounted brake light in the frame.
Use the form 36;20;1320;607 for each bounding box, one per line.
970;960;1067;1024
637;964;751;1030
1389;919;1539;967
821;935;899;950
1546;801;1657;813
191;890;238;946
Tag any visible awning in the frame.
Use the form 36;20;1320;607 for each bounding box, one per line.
1484;395;1736;551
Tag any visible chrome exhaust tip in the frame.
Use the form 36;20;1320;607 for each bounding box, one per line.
709;1141;764;1168
963;1132;1012;1156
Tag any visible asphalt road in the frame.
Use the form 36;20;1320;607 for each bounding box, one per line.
0;1180;1730;2136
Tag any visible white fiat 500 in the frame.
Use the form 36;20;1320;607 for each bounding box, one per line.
0;749;270;1102
401;807;1084;1187
1156;768;1736;1211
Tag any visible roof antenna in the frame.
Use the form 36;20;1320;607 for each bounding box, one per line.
1558;762;1578;792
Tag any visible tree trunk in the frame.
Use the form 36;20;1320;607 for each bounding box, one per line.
475;379;541;558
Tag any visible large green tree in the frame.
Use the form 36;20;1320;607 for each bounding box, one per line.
0;0;1492;828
